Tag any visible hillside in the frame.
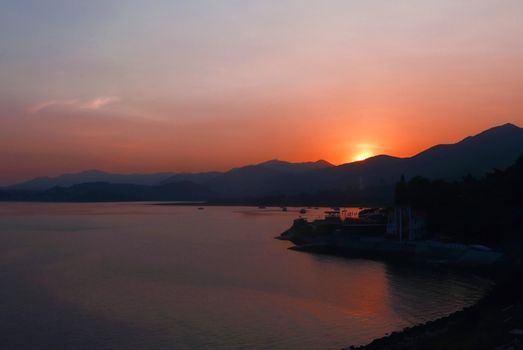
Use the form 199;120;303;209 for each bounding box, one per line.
3;123;522;203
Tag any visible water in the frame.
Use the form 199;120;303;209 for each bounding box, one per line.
0;203;490;350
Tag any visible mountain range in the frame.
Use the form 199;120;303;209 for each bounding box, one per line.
2;123;523;203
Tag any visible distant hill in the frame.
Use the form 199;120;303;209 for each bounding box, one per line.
402;123;523;179
318;123;523;191
199;123;523;198
254;159;334;173
1;181;213;202
11;170;176;191
202;159;334;197
3;123;522;204
159;172;222;185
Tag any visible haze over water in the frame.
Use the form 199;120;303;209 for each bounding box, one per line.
0;203;489;349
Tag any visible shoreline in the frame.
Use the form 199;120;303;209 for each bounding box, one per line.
344;264;523;350
276;218;523;349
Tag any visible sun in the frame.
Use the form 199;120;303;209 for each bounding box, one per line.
349;143;378;162
353;150;373;162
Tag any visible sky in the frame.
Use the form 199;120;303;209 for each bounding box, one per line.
1;0;523;184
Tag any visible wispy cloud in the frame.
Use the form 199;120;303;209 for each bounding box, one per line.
28;99;80;114
80;96;121;110
29;96;121;114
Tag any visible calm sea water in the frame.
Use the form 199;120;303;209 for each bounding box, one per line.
0;203;490;350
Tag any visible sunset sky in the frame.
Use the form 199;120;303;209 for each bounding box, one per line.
1;0;523;184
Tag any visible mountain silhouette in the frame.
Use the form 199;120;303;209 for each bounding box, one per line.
201;159;334;197
315;123;523;191
254;159;334;172
11;170;176;191
403;123;523;178
4;123;523;203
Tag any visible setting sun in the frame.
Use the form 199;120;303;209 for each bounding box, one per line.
1;2;523;349
353;151;374;162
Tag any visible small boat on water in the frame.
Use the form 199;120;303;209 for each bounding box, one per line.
281;207;288;212
299;208;307;214
198;207;205;210
258;206;266;209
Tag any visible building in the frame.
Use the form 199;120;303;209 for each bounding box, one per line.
387;207;427;241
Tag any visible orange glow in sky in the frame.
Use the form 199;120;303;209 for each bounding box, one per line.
0;1;523;184
353;151;375;162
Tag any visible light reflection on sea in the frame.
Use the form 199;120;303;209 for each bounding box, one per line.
0;203;490;349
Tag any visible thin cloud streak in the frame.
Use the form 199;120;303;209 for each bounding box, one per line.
28;99;79;114
81;96;121;110
28;96;121;114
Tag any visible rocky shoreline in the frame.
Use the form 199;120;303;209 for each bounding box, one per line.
345;262;523;350
278;215;523;349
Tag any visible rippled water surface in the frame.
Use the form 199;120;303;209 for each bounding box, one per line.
0;203;490;349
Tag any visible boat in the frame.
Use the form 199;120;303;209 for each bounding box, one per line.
281;207;288;212
299;208;307;214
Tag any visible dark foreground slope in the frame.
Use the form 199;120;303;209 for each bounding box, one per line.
395;154;523;245
346;155;523;350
